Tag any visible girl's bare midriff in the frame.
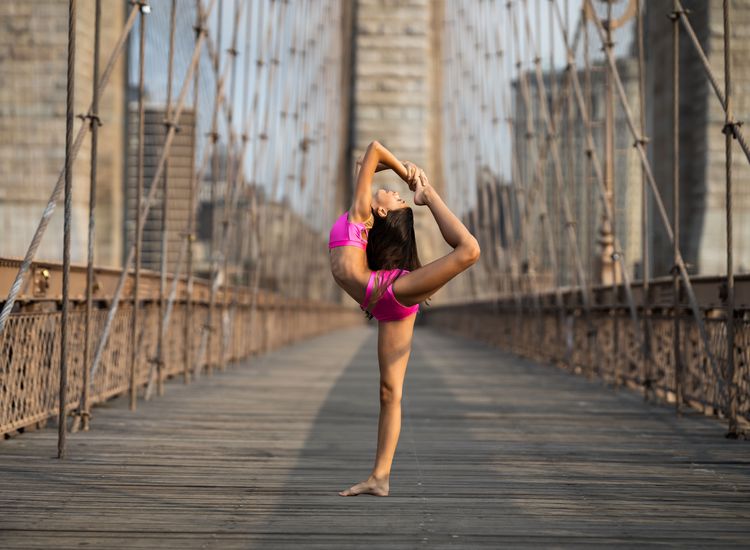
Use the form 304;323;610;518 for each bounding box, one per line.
329;246;370;305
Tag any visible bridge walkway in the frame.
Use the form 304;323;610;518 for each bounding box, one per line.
1;326;749;548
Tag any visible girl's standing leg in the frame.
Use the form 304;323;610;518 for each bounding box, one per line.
373;315;416;478
339;315;416;497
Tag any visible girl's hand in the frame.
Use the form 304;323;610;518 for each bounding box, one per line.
402;161;422;190
413;171;431;206
402;161;418;187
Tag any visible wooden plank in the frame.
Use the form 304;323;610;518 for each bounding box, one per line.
1;326;749;548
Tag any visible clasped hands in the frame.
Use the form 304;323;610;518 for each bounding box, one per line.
401;161;430;206
401;161;426;191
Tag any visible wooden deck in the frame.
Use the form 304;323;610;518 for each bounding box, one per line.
1;326;749;548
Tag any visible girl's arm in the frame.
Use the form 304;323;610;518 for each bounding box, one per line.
350;141;413;222
392;179;481;305
354;157;391;178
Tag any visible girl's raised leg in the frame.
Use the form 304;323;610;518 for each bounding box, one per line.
393;182;481;306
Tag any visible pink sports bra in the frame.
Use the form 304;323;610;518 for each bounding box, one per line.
360;269;419;322
328;211;372;251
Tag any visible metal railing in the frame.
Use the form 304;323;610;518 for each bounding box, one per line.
0;257;362;437
425;274;750;429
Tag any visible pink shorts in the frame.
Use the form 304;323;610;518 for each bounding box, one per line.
360;269;419;322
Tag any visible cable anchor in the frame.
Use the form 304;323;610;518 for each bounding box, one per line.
78;112;103;128
722;120;743;139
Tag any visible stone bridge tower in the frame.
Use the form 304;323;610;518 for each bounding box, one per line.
347;0;446;264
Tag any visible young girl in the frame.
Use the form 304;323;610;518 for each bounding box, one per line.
329;140;480;497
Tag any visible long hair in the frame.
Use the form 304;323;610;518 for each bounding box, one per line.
367;207;421;272
362;207;421;316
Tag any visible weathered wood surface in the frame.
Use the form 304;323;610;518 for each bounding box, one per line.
1;326;749;548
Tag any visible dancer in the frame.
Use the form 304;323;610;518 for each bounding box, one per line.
329;140;480;497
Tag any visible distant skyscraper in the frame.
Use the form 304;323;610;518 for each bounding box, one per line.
125;105;196;273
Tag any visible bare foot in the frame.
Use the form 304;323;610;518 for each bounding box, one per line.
338;475;389;497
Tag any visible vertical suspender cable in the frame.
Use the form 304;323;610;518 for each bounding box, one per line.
156;0;177;397
131;3;147;411
723;0;738;437
602;0;615;290
58;0;77;460
671;0;682;411
80;0;101;432
246;0;274;359
636;0;652;400
583;2;593;300
220;0;243;372
605;0;621;386
185;0;204;384
207;0;223;376
238;0;255;291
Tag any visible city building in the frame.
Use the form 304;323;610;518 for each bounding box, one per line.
125;103;196;274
